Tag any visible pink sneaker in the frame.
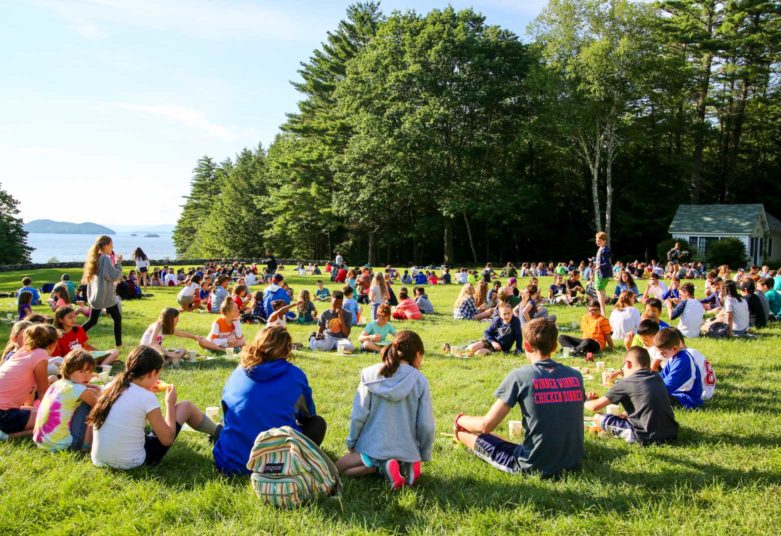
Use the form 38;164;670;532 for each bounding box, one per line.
383;459;405;490
405;461;421;486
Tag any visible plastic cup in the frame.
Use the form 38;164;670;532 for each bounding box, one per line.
188;350;196;360
602;371;609;385
337;341;348;356
508;420;523;438
595;361;605;371
6;313;12;320
562;347;572;357
606;404;621;415
205;406;220;421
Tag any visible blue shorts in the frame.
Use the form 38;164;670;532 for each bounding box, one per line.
68;402;91;451
472;433;520;474
600;414;637;443
0;408;31;434
359;452;383;468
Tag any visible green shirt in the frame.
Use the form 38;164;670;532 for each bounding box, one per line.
765;290;781;316
363;321;396;345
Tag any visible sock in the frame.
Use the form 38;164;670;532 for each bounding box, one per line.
193;414;220;437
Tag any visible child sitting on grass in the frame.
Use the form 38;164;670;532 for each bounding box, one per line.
414;287;434;315
654;328;704;409
359;304;396;353
52;307;120;370
295;290;318;324
392;288;422;320
609;291;641;350
465;303;522;356
0;324;58;438
2;320;32;363
176;274;203;312
140;308;207;365
89;345;221;469
49;286;89;317
341;286;361;326
337;330;434;489
314;281;331;302
17;276;42;305
201;300;247;352
453;319;584;478
209;275;231;314
309;291;354;353
558;299;614;356
33;349;100;452
18;291;33;321
643;298;670;329
267;299;300;327
630;319;664;369
584;347;678;445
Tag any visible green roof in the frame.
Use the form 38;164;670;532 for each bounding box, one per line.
668;204;767;235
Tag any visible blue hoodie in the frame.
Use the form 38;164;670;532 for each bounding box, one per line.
213;360;316;475
347;363;435;463
262;283;290;317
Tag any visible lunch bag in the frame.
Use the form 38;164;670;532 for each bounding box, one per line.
246;426;341;508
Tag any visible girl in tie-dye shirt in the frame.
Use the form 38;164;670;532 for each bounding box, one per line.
33;350;99;452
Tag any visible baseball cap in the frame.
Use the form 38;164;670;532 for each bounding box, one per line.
508;277;517;285
273;273;284;282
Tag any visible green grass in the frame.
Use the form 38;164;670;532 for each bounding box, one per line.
1;268;780;535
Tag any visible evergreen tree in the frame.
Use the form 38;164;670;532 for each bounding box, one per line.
0;183;32;264
173;156;220;256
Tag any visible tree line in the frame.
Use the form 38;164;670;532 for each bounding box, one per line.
173;0;781;265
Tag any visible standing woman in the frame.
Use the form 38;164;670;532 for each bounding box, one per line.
81;236;123;348
134;248;150;288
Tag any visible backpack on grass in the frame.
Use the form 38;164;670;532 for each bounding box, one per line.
247;426;341;508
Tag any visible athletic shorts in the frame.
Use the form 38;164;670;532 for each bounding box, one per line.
600;414;637;444
0;408;31;434
472;433;520;474
595;277;610;292
178;294;195;307
360;452;383;468
139;267;149;273
144;422;182;465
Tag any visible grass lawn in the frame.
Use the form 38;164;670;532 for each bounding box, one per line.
1;267;780;535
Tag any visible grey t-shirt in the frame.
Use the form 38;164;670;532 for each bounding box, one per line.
318;308;352;338
495;359;584;477
605;369;678;444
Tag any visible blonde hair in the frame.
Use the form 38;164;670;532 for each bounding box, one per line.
614;290;634;311
82;235;113;284
371;272;388;298
3;320;32;359
240;326;292;369
454;283;475;309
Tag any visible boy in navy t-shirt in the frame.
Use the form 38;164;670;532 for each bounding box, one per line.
465;303;522;356
454;319;584;478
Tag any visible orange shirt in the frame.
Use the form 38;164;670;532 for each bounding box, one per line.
580;313;612;350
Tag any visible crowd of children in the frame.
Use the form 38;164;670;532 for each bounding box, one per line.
1;238;780;501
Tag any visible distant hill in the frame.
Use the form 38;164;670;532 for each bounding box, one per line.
24;219;116;235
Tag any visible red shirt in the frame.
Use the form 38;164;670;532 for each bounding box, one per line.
54;326;89;357
335;269;347;283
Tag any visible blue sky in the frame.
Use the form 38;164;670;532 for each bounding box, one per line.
1;0;546;226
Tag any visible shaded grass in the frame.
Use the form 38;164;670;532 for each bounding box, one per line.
1;268;780;535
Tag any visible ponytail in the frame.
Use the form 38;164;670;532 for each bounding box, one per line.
379;330;425;378
89;346;163;429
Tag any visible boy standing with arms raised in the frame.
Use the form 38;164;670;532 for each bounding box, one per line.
453;319;584;477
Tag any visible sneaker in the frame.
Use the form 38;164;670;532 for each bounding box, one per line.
383;459;405;490
0;430;7;441
404;461;421;486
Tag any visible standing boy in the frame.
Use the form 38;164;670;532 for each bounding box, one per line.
594;232;613;316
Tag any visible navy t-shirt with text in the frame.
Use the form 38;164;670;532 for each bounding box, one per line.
495;359;585;477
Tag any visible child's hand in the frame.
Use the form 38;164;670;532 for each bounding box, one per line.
491;342;502;351
586;391;599;401
165;384;177;405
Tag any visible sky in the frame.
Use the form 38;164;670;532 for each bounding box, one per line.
0;0;547;226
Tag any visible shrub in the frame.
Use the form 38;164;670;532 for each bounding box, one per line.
706;238;748;269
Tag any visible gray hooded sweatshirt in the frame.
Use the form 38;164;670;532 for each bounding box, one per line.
87;255;123;310
346;362;435;463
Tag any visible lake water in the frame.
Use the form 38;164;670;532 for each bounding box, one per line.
26;232;177;263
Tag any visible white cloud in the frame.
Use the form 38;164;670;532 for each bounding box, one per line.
30;0;315;41
112;102;238;140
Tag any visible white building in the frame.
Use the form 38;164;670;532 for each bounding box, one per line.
668;204;781;266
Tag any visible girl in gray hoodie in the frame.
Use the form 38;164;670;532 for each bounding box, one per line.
336;330;435;490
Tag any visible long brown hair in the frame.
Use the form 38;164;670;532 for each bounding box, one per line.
240;326;292;369
53;306;75;330
82;235;113;284
379;330;424;378
475;281;488;308
89;346;163;429
159;307;179;335
61;349;96;379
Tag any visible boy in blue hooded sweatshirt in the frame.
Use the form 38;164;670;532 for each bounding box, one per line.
262;274;291;318
336;330;435;489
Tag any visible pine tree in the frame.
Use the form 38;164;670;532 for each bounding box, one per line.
0;183;32;264
172;156;220;257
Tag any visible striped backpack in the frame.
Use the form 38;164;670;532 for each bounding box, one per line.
246;426;342;508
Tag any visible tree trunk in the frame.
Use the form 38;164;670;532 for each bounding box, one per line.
604;114;618;245
443;218;454;265
462;212;478;263
690;43;714;203
367;231;375;266
578;126;603;232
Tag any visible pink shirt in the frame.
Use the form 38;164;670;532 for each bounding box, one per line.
395;298;422;320
0;348;49;410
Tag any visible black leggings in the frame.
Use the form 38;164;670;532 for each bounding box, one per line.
558;334;600;355
82;304;122;346
298;415;327;446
